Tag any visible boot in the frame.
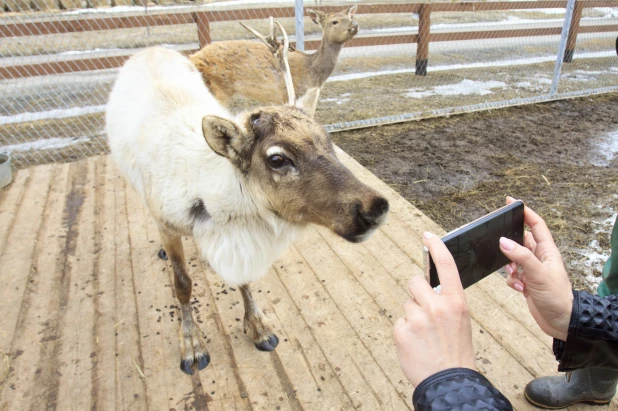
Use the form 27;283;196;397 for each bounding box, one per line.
524;367;618;409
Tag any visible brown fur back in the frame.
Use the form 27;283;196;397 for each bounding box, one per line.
190;41;314;106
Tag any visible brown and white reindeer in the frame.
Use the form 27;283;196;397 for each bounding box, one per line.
189;6;358;107
106;25;388;375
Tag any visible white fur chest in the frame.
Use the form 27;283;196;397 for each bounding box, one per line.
193;214;303;286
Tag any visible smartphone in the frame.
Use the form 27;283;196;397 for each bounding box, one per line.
424;200;525;289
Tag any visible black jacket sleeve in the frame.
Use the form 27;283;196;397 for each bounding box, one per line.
412;368;513;411
554;290;618;372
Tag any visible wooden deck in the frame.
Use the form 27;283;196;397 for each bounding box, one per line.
0;152;611;411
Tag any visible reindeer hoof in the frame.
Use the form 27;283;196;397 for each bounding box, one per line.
180;352;211;375
255;334;279;352
158;248;168;260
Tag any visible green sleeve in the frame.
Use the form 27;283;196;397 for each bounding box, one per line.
598;218;618;297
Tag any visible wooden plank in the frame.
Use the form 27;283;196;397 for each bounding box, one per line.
90;156;119;410
0;165;53;352
123;178;199;409
194;12;211;48
0;164;70;410
197;249;294;410
114;166;148;410
292;230;411;410
180;240;252;411
0;14;196;38
274;245;387;410
55;158;98;410
89;0;111;8
258;267;357;410
0;168;31;257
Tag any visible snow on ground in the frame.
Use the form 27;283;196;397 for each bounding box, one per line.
320;92;351;105
0;136;90;152
404;79;507;98
328;50;616;82
581;210;617;290
0;105;106;126
590;129;618;167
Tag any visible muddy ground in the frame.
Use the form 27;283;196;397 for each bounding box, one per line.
333;92;618;292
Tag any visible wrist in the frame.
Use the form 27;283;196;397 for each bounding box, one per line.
555;290;575;341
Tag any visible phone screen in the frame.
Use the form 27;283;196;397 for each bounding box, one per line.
429;201;525;289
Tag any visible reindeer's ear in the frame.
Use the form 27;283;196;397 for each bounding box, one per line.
307;9;326;25
202;116;252;171
295;88;320;119
346;5;358;18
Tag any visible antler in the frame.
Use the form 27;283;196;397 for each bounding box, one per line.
238;18;296;105
275;21;295;105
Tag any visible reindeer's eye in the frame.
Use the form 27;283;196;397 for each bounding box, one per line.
332;20;339;25
250;114;260;126
267;154;287;169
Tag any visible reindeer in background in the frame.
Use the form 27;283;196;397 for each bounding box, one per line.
106;23;388;375
190;6;358;107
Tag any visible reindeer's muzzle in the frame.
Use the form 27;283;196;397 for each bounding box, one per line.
343;196;389;243
348;23;359;36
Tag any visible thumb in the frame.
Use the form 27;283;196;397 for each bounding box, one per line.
499;237;545;280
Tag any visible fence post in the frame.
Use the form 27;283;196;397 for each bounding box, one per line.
295;0;305;51
550;0;576;96
564;1;583;62
415;4;431;76
194;12;211;49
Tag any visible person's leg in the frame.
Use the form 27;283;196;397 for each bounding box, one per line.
524;219;618;408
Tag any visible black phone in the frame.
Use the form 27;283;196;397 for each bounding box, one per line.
424;200;525;289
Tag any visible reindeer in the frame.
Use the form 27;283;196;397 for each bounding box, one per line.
106;26;388;375
189;6;358;107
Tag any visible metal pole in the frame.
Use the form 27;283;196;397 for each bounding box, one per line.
550;0;576;96
294;0;305;51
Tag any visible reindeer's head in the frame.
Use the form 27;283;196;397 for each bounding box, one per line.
308;6;358;44
201;88;388;243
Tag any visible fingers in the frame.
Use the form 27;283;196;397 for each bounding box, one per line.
524;231;537;253
500;236;546;282
408;276;433;308
422;232;464;296
505;267;524;292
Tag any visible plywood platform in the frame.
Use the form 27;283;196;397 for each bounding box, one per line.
0;153;610;410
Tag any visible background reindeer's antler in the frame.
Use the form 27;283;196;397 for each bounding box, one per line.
239;18;295;105
275;21;295;105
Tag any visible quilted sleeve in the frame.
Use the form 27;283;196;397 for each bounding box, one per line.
412;368;513;411
554;290;618;372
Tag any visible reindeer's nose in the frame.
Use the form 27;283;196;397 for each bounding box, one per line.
349;23;358;35
357;197;389;229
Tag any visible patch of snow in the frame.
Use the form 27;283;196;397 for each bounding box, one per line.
60;48;125;56
590;130;618;167
0;105;106;126
593;7;618;18
0;136;91;152
320;97;350;105
328;50;615;83
526;8;566;15
404;79;507;99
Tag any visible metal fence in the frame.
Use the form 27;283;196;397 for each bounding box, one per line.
1;0;617;169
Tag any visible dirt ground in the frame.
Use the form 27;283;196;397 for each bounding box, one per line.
333;92;618;292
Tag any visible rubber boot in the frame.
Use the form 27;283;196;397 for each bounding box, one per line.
524;367;618;409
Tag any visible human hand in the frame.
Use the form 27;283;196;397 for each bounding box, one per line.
501;197;573;341
393;232;476;387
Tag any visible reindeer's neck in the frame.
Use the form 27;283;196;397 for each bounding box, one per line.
307;39;343;86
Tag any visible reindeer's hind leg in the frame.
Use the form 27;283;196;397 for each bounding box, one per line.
159;229;210;374
240;283;279;351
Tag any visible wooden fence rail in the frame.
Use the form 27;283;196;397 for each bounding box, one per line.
1;0;617;79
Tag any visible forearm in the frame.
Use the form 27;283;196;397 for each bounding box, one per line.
413;368;513;411
554;290;618;372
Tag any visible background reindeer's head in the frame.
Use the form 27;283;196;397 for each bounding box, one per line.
308;6;358;44
201;88;388;243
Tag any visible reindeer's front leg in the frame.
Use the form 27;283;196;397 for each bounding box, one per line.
240;284;279;351
159;229;210;374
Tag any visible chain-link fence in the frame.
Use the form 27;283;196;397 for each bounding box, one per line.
1;0;617;169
